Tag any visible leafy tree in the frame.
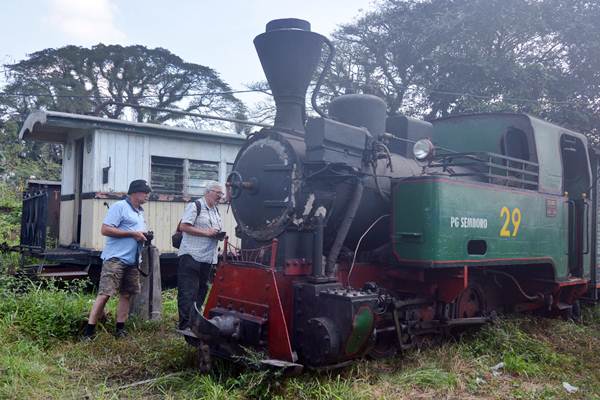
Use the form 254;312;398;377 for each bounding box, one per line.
1;44;247;128
0;44;250;188
327;0;600;140
0;120;61;185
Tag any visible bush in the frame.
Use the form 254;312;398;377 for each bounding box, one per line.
0;183;21;244
0;183;22;273
0;278;92;347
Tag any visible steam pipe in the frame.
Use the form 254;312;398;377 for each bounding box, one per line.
310;37;336;119
312;216;325;278
325;177;365;276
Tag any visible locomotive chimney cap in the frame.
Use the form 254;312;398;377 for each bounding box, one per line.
266;18;311;32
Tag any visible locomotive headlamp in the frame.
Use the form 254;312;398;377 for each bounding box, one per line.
413;139;435;161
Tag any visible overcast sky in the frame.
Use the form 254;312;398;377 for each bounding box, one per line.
0;0;376;107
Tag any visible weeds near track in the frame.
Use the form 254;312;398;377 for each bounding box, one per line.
1;276;599;399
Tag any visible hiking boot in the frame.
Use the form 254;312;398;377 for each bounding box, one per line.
81;332;96;342
115;328;128;338
81;324;96;341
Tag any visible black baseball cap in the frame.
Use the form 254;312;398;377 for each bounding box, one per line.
128;179;152;194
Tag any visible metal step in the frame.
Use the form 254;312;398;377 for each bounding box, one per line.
555;302;573;311
33;264;89;280
38;270;89;278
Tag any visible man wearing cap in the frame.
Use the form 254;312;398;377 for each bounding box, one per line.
83;179;151;339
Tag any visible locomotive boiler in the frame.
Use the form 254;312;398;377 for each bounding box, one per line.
187;18;597;372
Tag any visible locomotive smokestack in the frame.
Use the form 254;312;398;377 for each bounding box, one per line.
254;18;326;134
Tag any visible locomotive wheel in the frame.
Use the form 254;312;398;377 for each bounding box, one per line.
300;317;340;366
368;331;398;359
455;284;486;318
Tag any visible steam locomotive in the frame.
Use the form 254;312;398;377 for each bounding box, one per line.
188;18;598;371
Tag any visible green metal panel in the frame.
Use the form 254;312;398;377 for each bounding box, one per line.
431;114;534;156
393;177;569;279
431;113;592;196
527;117;563;195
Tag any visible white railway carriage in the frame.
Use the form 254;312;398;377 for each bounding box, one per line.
18;110;244;281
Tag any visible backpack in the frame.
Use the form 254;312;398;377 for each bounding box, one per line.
171;200;201;249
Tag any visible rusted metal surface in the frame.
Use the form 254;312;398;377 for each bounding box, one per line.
205;261;294;362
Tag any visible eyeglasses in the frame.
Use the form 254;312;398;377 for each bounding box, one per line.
210;189;224;197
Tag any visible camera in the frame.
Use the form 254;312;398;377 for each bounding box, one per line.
143;231;154;242
214;231;226;240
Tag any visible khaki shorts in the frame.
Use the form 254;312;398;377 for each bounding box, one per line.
98;258;141;296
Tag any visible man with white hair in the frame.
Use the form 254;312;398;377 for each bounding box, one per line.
177;182;225;337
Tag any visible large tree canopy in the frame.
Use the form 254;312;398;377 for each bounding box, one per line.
0;44;249;185
326;0;600;140
1;44;246;127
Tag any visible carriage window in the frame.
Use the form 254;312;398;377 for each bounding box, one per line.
188;160;219;196
151;156;184;194
561;135;590;196
151;156;222;196
502;128;529;160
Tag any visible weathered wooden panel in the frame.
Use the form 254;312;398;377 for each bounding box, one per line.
59;200;74;245
149;138;220;162
114;133;130;192
94;130;152;193
61;143;76;196
90;129;240;195
220;144;241;161
79;199;94;249
89;199;119;251
81;134;95;193
146;200;182;253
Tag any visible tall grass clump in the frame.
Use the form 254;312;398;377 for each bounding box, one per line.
284;373;370;400
0;277;92;347
460;318;571;377
0;183;22;274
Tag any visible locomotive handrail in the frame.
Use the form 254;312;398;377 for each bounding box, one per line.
429;161;539;178
446;172;539;189
426;151;540;189
566;200;576;255
222;237;279;269
445;171;538;182
432;151;540;167
584;200;590;255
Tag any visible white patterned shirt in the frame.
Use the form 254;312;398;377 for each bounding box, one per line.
177;197;222;264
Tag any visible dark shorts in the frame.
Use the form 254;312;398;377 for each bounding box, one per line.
98;258;141;296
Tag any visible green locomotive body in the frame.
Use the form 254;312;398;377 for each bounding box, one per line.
393;177;570;274
393;113;592;283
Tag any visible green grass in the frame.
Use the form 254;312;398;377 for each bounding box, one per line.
1;277;600;399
